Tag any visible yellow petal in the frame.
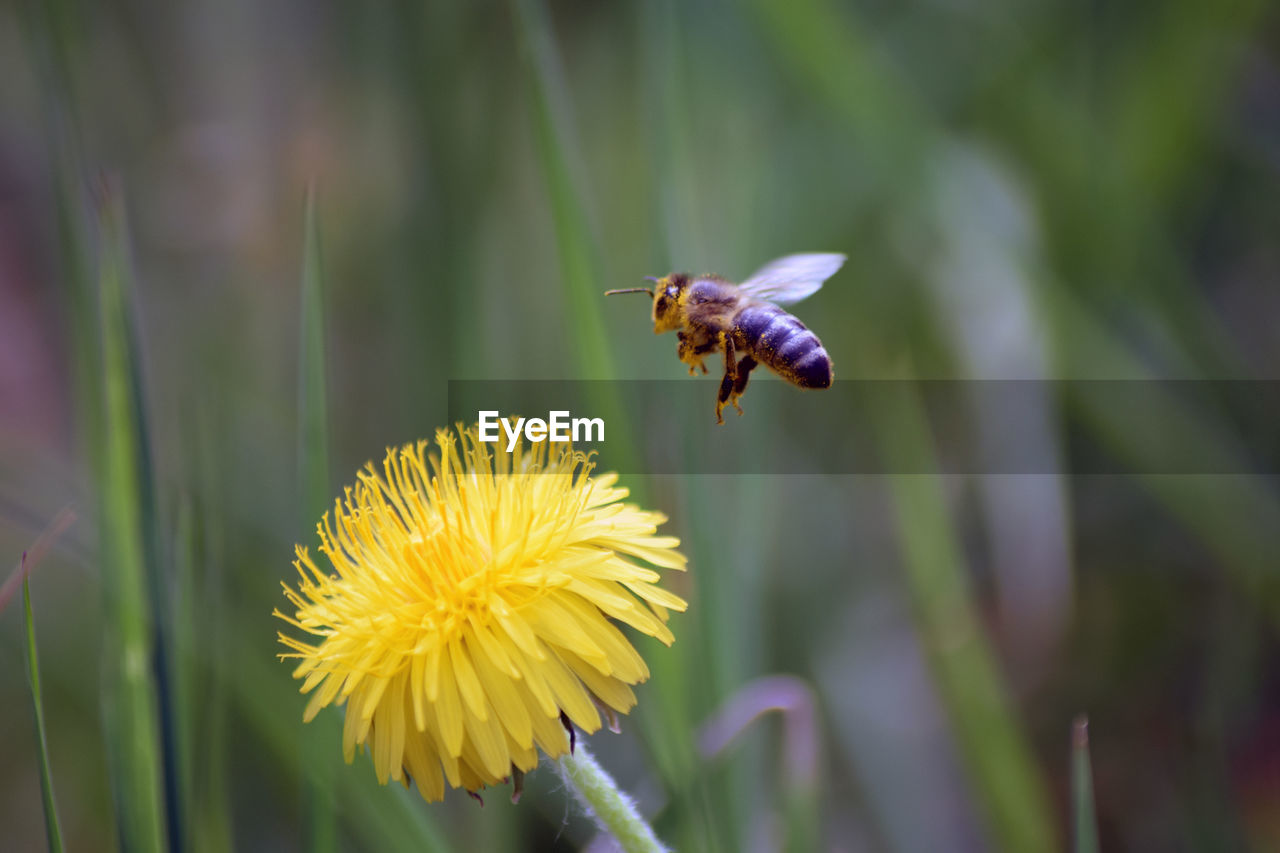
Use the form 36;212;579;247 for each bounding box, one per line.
468;630;534;749
433;652;465;757
557;647;638;713
448;640;489;723
462;709;511;781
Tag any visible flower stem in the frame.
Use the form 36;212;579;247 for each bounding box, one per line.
555;743;669;853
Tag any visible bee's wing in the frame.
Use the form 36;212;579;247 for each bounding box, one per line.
738;253;846;305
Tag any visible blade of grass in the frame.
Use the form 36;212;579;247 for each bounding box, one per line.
510;0;617;381
871;379;1058;853
94;179;168;853
1071;716;1100;853
297;185;338;853
4;512;76;849
23;562;65;853
509;0;641;476
639;0;702;266
299;186;330;529
29;7;174;846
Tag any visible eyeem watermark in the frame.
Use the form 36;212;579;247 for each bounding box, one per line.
477;410;605;452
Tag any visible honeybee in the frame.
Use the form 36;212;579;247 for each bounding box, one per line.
607;253;844;423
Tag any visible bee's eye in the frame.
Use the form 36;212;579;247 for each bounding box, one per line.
666;287;677;299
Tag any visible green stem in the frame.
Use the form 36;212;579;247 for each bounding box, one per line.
555;743;669;853
24;574;65;853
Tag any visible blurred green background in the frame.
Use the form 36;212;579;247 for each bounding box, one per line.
3;0;1279;850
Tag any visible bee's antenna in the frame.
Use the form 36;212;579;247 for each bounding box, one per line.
642;276;660;283
604;287;653;296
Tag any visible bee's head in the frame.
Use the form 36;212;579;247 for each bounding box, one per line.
650;273;689;334
605;273;688;333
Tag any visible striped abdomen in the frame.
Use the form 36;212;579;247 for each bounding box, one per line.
733;302;832;389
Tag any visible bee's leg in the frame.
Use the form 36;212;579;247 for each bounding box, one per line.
715;334;737;424
693;340;715;373
677;332;709;375
729;355;757;415
677;332;694;375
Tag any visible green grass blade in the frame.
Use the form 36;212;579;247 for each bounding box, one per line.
299;186;331;529
639;0;702;266
511;0;616;381
872;381;1058;853
297;186;338;853
95;181;168;853
1072;716;1100;853
510;0;641;478
23;568;65;853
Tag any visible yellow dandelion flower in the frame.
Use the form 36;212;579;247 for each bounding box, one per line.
275;423;687;802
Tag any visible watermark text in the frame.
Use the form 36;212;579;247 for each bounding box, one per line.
477;410;605;452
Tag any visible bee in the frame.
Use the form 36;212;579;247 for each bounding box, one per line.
606;253;844;423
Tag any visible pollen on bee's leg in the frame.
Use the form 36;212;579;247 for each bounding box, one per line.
716;370;734;425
